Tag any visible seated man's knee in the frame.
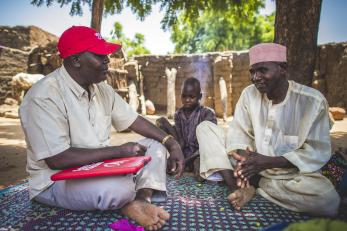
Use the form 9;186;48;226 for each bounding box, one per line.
292;187;341;216
150;140;168;160
196;121;215;134
139;138;167;160
313;190;340;216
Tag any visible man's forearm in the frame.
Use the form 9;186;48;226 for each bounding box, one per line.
129;116;180;151
163;123;183;148
45;145;129;170
129;115;184;175
130;116;165;141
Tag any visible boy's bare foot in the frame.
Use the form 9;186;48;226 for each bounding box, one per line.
121;200;170;230
227;186;255;210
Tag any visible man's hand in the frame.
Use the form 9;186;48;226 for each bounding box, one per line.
119;142;147;157
128;116;185;177
230;148;248;188
231;148;269;181
166;140;185;178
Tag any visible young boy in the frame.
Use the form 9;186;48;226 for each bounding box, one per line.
156;77;217;180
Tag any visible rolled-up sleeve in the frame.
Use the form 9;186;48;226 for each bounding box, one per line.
111;92;139;131
20;97;70;161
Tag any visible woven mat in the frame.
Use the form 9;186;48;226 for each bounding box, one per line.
1;176;345;231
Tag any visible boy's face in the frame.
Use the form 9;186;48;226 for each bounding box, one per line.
181;83;201;110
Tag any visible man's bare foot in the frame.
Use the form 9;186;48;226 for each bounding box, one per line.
121;200;170;230
227;186;255;210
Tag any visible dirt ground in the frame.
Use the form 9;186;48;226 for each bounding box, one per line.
0;106;346;190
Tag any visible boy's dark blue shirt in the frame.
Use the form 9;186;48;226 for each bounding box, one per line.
174;105;217;158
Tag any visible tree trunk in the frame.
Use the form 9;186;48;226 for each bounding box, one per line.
91;0;104;32
274;0;322;86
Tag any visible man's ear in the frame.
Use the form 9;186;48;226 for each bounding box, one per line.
278;62;287;75
71;55;81;68
280;67;287;77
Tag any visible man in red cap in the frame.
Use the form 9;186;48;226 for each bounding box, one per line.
19;26;184;230
196;43;340;216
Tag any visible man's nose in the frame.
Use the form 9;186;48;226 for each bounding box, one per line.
251;71;261;81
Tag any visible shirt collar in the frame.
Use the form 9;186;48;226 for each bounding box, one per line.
59;65;96;100
179;104;202;120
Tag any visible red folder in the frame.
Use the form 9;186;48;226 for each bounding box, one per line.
51;156;151;181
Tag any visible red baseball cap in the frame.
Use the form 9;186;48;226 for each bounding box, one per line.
57;26;121;59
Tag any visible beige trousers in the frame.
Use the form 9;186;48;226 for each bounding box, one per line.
196;121;340;216
35;138;167;211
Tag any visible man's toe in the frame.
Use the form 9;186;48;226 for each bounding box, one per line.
158;219;165;226
236;195;244;205
231;201;238;208
227;192;238;201
158;209;170;220
157;222;163;229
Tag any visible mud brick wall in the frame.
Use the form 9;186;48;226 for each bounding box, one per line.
0;26;58;51
0;24;346;114
0;43;121;105
27;42;62;75
124;61;139;82
212;52;234;117
133;52;251;116
0;47;29;104
134;54;220;111
231;51;252;112
132;42;347;117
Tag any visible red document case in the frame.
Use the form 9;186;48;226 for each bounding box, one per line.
51;156;151;181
